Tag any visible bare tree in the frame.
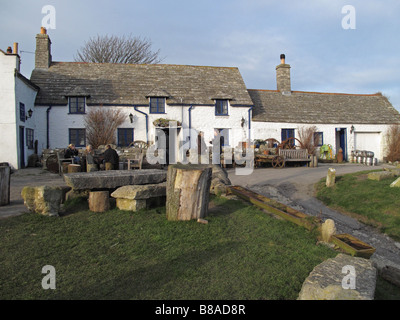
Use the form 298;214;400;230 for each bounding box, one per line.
74;34;163;64
297;125;319;155
84;107;126;149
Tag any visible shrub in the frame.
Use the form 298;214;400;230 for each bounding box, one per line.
385;124;400;162
297;125;319;155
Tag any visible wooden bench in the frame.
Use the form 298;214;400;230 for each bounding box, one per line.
278;149;311;162
127;149;144;170
56;151;74;175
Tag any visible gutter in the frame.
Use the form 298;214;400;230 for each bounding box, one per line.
134;106;149;143
248;106;254;141
188;105;194;149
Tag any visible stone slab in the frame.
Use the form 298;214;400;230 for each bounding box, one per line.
111;182;166;200
388;168;400;177
116;198;147;211
390;177;400;188
116;197;166;211
367;171;395;181
298;253;377;300
63;169;167;190
21;185;64;216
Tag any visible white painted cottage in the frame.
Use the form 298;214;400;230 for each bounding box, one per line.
0;44;39;169
250;54;400;161
30;28;254;164
1;28;399;168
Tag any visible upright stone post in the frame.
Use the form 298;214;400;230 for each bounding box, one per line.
326;168;336;187
320;219;336;242
0;165;11;206
166;164;212;221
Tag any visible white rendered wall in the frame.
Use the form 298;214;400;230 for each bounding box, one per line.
15;76;38;168
0;53;37;169
36;102;252;162
251;121;390;161
0;53;18;167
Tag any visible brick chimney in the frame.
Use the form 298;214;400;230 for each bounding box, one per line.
35;27;52;69
276;54;291;94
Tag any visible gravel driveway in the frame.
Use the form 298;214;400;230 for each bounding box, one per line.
227;162;400;273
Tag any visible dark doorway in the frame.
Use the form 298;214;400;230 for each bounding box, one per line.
335;128;347;161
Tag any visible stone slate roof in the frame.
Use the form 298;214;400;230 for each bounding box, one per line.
248;89;400;124
30;62;253;107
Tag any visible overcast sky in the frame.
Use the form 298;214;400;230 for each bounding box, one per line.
1;0;399;111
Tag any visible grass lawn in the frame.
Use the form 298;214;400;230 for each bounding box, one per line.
0;196;337;300
315;169;400;241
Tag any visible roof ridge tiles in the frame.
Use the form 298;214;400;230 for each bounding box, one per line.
50;61;238;70
248;88;381;97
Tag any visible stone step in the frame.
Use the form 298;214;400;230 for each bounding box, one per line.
111;182;166;200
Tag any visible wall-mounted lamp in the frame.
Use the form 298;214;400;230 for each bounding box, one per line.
129;113;134;123
350;125;355;134
241;116;245;128
26;109;33;120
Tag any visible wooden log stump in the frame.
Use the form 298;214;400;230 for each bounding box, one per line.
166;164;212;221
88;191;110;212
0;165;11;206
68;164;81;173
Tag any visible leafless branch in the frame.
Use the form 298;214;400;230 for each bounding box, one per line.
297;125;319;155
74;34;163;64
84;107;126;149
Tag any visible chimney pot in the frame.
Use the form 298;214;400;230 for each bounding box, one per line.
13;42;18;55
6;46;12;54
280;53;286;64
40;27;47;34
276;54;291;93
